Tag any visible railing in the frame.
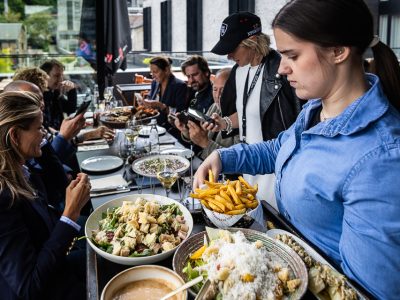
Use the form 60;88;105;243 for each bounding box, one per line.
0;51;232;78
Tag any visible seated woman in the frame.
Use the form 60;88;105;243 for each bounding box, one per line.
175;68;240;159
142;56;188;127
0;91;91;299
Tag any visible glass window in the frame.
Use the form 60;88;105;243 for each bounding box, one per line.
390;15;400;57
379;14;388;44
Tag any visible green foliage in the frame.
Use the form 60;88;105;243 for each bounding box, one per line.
9;0;25;18
24;12;56;50
0;11;22;22
31;0;57;6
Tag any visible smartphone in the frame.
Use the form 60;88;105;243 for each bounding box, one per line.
187;108;215;124
75;101;91;115
168;114;177;121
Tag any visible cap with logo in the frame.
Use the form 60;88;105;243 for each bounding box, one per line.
211;12;262;55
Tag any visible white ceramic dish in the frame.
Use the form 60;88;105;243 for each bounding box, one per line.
132;154;190;178
80;155;123;173
85;194;193;265
139;125;166;137
101;265;187;300
160;147;194;159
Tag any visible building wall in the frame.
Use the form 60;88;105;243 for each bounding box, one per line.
255;0;289;47
144;0;289;53
132;26;144;51
202;0;228;52
143;0;161;51
171;1;186;52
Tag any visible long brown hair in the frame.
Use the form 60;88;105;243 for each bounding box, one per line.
0;91;42;203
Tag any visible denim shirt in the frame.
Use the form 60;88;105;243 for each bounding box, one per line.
219;74;400;299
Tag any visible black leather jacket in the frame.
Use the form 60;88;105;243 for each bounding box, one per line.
220;49;301;140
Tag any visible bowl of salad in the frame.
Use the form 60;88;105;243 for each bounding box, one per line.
85;194;193;265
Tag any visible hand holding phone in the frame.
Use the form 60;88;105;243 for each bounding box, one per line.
75;101;91;116
187;108;215;124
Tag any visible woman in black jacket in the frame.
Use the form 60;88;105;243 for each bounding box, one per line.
206;12;301;206
144;56;188;127
0;91;91;299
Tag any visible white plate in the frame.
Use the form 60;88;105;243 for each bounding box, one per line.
160;147;194;159
85;194;193;266
132;154;190;178
139;125;166;137
80;155;124;173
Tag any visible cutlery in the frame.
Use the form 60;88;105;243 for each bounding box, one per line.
91;185;129;193
78;140;108;146
160;276;203;300
159;142;176;146
194;279;218;300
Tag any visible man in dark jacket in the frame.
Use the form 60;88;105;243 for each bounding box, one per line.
40;59;78;131
181;55;214;114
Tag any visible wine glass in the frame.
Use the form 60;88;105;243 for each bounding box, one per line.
156;159;179;198
125;119;141;153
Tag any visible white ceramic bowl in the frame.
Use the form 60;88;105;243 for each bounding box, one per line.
85;194;193;265
101;265;187;300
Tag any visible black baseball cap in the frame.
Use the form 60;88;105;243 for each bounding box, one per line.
211;12;262;55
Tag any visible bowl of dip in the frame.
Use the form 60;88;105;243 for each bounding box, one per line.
101;265;187;300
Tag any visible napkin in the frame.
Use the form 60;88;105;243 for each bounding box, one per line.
78;138;107;146
90;174;129;197
78;143;109;152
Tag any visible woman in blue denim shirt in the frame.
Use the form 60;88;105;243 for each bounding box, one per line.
194;0;400;298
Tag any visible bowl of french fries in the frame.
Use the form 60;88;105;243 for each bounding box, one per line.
190;172;260;229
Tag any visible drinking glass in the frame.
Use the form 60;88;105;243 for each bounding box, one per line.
118;140;131;163
125;119;141;153
156;159;179;198
143;139;151;153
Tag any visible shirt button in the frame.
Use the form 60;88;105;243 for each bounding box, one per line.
274;85;279;90
275;73;281;79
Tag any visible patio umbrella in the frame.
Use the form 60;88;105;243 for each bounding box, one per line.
104;0;132;76
80;0;132;99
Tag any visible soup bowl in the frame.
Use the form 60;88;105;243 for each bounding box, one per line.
101;265;187;300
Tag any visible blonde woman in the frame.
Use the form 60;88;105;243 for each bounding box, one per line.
207;12;301;207
0;91;90;299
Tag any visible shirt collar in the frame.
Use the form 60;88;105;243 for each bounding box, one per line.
302;74;389;137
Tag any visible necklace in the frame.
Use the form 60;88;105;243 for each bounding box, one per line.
320;110;332;121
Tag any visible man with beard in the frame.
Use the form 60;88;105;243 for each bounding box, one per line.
181;55;214;113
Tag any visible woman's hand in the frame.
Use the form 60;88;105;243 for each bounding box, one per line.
193;151;222;190
188;121;209;148
59;114;85;141
83;126;115;142
203;113;225;132
63;173;91;221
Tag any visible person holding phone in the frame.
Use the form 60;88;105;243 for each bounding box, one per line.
0;91;90;300
174;68;239;159
40;59;78;131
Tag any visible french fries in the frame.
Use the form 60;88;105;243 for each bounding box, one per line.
190;174;258;215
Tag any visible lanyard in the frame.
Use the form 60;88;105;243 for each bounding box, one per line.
241;57;265;143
